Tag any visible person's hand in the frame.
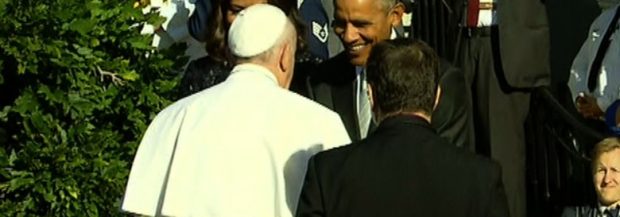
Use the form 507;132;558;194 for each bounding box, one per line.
575;93;604;119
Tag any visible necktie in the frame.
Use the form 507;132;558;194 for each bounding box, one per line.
466;0;480;27
605;206;619;217
357;67;372;139
587;6;620;92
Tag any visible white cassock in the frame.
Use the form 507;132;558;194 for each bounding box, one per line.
122;63;351;217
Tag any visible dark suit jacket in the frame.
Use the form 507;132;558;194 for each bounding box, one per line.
306;52;475;150
295;115;509;217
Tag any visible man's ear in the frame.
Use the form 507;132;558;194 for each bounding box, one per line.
389;2;405;27
433;85;442;111
278;43;292;73
368;83;382;122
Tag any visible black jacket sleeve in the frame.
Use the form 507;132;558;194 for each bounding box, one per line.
295;156;326;217
432;59;476;151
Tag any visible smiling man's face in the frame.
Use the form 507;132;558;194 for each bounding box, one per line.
332;0;401;66
594;148;620;206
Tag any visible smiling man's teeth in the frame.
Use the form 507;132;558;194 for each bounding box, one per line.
350;45;364;51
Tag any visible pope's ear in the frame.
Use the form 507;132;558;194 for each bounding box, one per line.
279;43;293;72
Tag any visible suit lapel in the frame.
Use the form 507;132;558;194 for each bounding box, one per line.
330;77;360;141
309;53;367;141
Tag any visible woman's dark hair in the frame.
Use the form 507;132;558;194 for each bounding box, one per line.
203;0;227;62
204;0;307;63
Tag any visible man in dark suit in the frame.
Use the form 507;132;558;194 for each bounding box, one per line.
296;38;509;217
307;0;475;150
456;0;550;216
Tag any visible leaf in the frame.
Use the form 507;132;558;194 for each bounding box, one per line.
0;0;6;17
69;19;97;35
147;14;167;29
8;150;16;167
17;63;26;74
8;177;35;191
76;47;92;56
0;106;9;121
67;187;78;199
90;38;100;47
120;70;139;81
29;112;48;134
128;37;151;50
0;147;7;167
86;0;103;16
43;192;55;203
13;91;38;116
57;125;67;145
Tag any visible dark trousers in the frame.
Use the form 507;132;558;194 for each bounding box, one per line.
458;27;530;217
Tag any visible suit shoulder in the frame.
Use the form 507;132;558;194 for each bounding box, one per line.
312;142;355;167
438;58;461;78
432;138;499;174
318;52;348;69
311;52;354;84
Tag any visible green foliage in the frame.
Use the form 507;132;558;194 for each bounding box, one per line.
0;0;186;215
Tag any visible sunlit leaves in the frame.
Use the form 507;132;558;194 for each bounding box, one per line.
0;0;184;215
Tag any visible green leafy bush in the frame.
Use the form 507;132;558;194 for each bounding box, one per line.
0;0;186;215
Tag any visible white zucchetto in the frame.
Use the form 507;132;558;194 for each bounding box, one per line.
227;4;288;58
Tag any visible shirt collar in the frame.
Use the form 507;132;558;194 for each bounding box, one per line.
390;27;398;39
230;63;278;85
599;203;620;216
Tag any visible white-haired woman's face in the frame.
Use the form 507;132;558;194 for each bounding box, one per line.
225;0;268;26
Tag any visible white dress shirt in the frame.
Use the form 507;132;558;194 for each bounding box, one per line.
477;0;498;27
569;5;620;112
122;64;351;216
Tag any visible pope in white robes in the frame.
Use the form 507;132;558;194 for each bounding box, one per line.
122;4;350;216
